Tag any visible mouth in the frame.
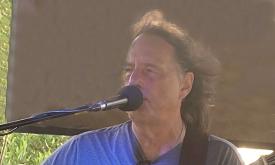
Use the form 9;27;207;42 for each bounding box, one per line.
143;98;149;102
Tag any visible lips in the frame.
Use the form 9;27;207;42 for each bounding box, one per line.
138;89;149;102
141;92;149;102
143;97;149;102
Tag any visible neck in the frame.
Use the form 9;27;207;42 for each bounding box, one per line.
132;117;185;161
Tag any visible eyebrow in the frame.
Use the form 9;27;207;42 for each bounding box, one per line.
124;62;161;69
123;63;133;69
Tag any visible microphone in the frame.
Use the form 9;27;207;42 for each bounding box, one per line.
96;85;143;111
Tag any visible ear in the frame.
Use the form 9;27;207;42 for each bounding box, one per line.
179;72;194;100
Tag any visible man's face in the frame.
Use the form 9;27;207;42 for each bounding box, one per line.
123;34;193;125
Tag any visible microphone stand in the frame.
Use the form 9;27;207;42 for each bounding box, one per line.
0;85;142;135
0;102;103;134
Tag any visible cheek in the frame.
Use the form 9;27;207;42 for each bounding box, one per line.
147;77;180;102
163;77;182;102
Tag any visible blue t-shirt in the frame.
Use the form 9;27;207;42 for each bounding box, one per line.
43;121;244;165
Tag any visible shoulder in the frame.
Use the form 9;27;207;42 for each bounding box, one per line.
206;135;244;165
68;120;132;150
76;120;131;141
208;135;239;153
43;121;132;165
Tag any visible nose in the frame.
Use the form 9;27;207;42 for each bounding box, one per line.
126;69;143;88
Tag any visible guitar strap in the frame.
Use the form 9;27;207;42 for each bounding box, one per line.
179;127;209;165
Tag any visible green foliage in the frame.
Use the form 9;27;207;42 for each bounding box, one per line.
0;1;69;164
3;133;68;165
0;0;10;123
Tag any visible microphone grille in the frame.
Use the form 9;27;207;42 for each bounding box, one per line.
118;85;143;111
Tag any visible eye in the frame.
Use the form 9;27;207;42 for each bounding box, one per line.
122;66;133;81
145;67;153;73
145;66;157;74
123;66;133;74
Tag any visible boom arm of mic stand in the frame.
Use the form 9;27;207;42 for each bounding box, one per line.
0;103;101;133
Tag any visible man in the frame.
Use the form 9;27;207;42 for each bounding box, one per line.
43;10;244;165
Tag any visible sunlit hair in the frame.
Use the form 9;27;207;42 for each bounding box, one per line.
130;10;221;133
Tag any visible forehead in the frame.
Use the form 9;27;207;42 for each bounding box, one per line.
127;34;177;64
